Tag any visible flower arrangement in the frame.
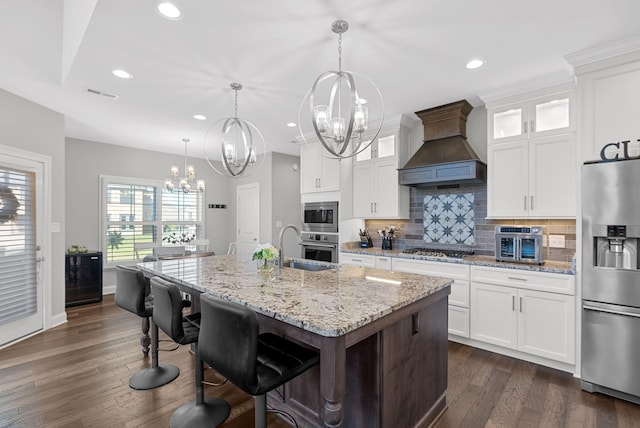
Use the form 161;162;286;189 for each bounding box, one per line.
252;243;279;274
252;243;279;262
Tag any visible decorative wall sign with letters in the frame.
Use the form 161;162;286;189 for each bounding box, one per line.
600;139;640;162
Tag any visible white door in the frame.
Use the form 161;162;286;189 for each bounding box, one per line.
236;183;260;260
0;153;44;347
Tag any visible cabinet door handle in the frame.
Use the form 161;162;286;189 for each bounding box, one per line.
530;195;534;210
370;202;373;213
524;196;527;210
531;120;535;133
519;297;523;312
374;202;377;213
512;295;516;311
523;121;527;134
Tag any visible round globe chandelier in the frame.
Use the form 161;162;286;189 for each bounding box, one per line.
204;83;266;178
299;20;384;159
165;138;205;193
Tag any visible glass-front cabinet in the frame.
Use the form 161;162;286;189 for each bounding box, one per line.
354;134;396;163
485;86;576;218
489;92;573;144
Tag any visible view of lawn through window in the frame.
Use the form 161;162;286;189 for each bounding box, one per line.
103;178;203;265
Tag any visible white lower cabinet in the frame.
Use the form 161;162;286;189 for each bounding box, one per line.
375;256;392;271
392;258;470;338
470;266;575;364
340;253;376;268
340;253;393;270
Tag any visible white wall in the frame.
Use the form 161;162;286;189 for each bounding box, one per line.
0;88;66;327
271;152;302;257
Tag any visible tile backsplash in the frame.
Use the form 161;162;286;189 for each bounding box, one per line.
364;183;576;263
424;193;475;245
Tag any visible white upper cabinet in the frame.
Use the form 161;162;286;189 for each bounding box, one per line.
489;92;574;145
300;141;341;194
485;85;577;218
353;135;409;218
352;115;413;219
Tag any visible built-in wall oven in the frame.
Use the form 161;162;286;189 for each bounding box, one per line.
302;201;338;234
301;201;339;263
300;232;339;263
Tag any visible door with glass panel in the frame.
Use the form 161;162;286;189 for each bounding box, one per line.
0;154;43;347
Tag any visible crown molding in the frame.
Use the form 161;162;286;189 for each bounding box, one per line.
566;34;640;75
478;72;575;105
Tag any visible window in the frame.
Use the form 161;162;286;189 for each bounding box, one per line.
101;176;204;266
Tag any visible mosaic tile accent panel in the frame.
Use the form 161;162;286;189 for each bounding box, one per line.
424;193;475;245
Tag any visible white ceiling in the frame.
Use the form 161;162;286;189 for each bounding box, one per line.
1;0;639;159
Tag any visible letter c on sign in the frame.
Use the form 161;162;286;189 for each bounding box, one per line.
600;142;620;162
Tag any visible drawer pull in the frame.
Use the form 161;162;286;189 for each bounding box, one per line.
508;276;527;281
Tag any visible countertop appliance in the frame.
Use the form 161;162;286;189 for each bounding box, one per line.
300;232;338;264
494;226;543;265
581;159;640;405
302;201;338;233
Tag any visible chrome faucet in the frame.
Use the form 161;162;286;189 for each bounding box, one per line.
278;224;300;269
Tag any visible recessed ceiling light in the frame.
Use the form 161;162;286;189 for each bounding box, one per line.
193;114;207;121
112;69;132;79
156;2;182;20
466;59;485;69
286;122;297;128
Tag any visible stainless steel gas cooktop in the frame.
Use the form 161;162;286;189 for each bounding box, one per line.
401;248;474;259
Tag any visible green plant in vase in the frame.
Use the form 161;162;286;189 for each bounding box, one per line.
252;243;279;273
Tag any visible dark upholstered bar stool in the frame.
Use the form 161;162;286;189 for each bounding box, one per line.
151;277;230;428
199;294;320;428
115;266;180;390
115;265;152;356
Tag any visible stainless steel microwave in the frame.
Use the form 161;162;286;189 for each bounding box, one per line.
495;226;543;265
302;201;338;233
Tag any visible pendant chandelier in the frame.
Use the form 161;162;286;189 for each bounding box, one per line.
299;20;384;159
204;82;266;178
165;138;205;193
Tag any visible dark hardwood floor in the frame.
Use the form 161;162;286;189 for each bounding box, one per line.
1;295;639;427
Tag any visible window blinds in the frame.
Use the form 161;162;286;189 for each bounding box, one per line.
0;168;37;326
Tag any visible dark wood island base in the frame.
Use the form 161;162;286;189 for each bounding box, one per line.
258;287;449;428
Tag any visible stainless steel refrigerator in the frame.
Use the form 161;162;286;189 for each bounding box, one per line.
582;159;640;404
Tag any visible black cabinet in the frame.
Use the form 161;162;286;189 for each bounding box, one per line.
65;252;103;307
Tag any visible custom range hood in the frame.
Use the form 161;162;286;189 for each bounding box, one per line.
398;99;487;187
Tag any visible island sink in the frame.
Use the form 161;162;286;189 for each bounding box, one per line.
283;259;336;271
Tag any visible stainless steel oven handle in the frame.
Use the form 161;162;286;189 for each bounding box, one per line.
583;305;640;318
301;242;336;248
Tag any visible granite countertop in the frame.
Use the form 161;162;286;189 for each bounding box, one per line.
340;243;575;275
138;255;452;337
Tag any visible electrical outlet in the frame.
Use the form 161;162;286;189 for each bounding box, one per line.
542;235;548;247
549;235;565;248
276;220;282;228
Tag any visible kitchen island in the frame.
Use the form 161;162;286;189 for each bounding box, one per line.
139;255;452;427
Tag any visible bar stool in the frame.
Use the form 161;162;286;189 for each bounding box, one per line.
115;266;180;390
151;277;230;428
199;294;320;428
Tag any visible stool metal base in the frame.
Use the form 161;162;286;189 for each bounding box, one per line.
169;397;230;428
128;364;180;390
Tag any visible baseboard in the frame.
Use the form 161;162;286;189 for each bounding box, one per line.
103;284;116;295
48;311;67;329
